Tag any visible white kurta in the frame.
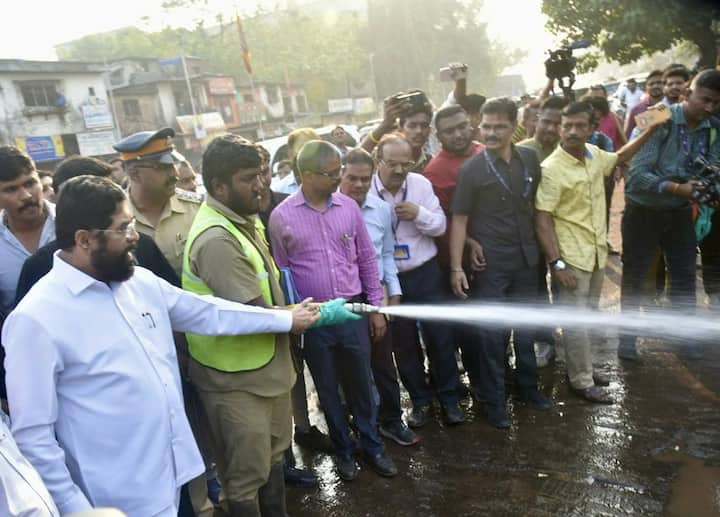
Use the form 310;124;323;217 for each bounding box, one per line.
2;254;293;517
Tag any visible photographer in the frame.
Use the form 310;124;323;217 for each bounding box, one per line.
361;90;435;172
620;69;720;360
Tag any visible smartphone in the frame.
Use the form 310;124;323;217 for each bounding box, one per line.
439;66;467;82
394;91;427;111
634;104;670;131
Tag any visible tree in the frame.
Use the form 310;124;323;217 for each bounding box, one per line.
367;0;520;98
542;0;720;70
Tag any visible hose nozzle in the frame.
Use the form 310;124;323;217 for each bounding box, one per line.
344;302;380;314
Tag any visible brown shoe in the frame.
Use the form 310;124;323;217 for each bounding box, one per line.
573;385;614;404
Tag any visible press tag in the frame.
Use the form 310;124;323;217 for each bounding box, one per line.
393;243;411;260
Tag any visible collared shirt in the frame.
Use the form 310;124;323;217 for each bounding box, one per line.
452;146;540;271
0;200;55;316
536;144;619;272
127;191;201;276
517;137;557;165
2;254;292;516
617;85;644;112
359;194;402;297
269;190;383;306
424;143;484;265
186;194;295;396
0;415;60;517
272;174;299;195
626;103;720;209
372;172;446;273
625;99;652;139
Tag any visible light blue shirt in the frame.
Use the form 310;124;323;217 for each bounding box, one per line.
3;254;293;516
0;200;55;317
273;173;299;195
360;194;402;297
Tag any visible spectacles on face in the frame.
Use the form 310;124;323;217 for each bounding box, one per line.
95;219;138;240
312;166;342;179
379;159;414;171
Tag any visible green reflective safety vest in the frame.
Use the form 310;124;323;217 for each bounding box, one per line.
182;203;277;371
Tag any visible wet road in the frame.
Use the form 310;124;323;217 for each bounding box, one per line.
285;185;720;516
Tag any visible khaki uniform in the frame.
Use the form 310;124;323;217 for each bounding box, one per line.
187;195;294;503
128;190;201;276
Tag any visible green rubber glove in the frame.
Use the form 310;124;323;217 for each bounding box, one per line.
309;298;362;328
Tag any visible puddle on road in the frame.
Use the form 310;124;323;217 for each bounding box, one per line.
657;450;720;516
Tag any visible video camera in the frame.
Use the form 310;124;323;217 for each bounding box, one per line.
689;157;720;205
545;39;590;100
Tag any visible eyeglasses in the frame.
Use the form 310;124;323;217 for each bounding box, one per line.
313;166;342;179
95;219;138;239
379;159;414;171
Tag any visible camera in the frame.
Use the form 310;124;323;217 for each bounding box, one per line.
544;39;590;99
690;156;720;205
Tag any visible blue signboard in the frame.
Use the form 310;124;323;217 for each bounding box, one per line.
15;135;65;162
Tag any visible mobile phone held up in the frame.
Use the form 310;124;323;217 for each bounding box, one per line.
439;65;468;82
394;91;428;112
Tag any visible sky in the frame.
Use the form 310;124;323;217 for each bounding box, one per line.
1;0;560;89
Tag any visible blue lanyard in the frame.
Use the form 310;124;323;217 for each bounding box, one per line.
678;125;708;165
373;175;407;237
484;150;532;200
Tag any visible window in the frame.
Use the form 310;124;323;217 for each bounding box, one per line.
19;81;61;108
242;93;254;103
122;99;141;117
266;87;279;104
88;87;96;96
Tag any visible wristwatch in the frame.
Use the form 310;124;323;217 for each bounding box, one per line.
549;258;567;272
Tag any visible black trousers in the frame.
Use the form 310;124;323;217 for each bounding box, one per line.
700;209;720;297
620;202;696;349
465;263;539;408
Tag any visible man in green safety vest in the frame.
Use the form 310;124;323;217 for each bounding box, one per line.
182;135;355;516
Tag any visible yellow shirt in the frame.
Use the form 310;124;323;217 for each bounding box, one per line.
127;190;201;276
535;144;618;272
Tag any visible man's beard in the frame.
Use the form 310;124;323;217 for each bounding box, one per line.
91;240;136;283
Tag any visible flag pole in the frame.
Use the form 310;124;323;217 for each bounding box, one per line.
236;13;264;139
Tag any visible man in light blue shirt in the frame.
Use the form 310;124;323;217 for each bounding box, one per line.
0;146;55;317
339;148;419;447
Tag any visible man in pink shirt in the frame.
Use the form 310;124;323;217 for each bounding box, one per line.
372;134;465;429
269;140;396;482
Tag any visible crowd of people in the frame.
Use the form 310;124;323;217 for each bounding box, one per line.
0;61;719;517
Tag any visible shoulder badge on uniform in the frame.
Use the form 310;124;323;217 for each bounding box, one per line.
175;188;204;203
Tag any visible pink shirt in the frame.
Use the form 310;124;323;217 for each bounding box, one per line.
371;172;446;273
269;190;383;306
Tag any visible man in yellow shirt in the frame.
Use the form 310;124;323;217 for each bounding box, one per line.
535;101;661;404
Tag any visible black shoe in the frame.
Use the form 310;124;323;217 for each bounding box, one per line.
573;385;614;404
406;404;431;429
335;455;359;481
517;389;552;411
379;421;420;446
284;465;318;487
294;425;335;453
592;372;611;386
486;405;511;429
364;451;398;477
441;402;466;425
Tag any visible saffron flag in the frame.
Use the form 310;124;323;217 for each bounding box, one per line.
236;14;253;75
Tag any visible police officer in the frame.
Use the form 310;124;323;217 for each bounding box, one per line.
114;128;201;276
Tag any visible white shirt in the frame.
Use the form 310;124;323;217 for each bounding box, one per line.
2;254;293;517
617;85;644;112
273;174;299;195
0;414;60;517
371;172;446;272
0;200;55;316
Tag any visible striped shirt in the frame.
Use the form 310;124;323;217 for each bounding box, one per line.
269;190;383;306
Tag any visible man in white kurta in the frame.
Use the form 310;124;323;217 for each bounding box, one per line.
1;176;317;517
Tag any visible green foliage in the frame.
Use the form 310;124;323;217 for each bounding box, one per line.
57;0;519;109
542;0;720;69
367;0;518;98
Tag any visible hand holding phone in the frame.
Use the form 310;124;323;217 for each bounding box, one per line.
439;63;468;82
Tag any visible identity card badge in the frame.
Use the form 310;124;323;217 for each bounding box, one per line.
394;243;411;260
